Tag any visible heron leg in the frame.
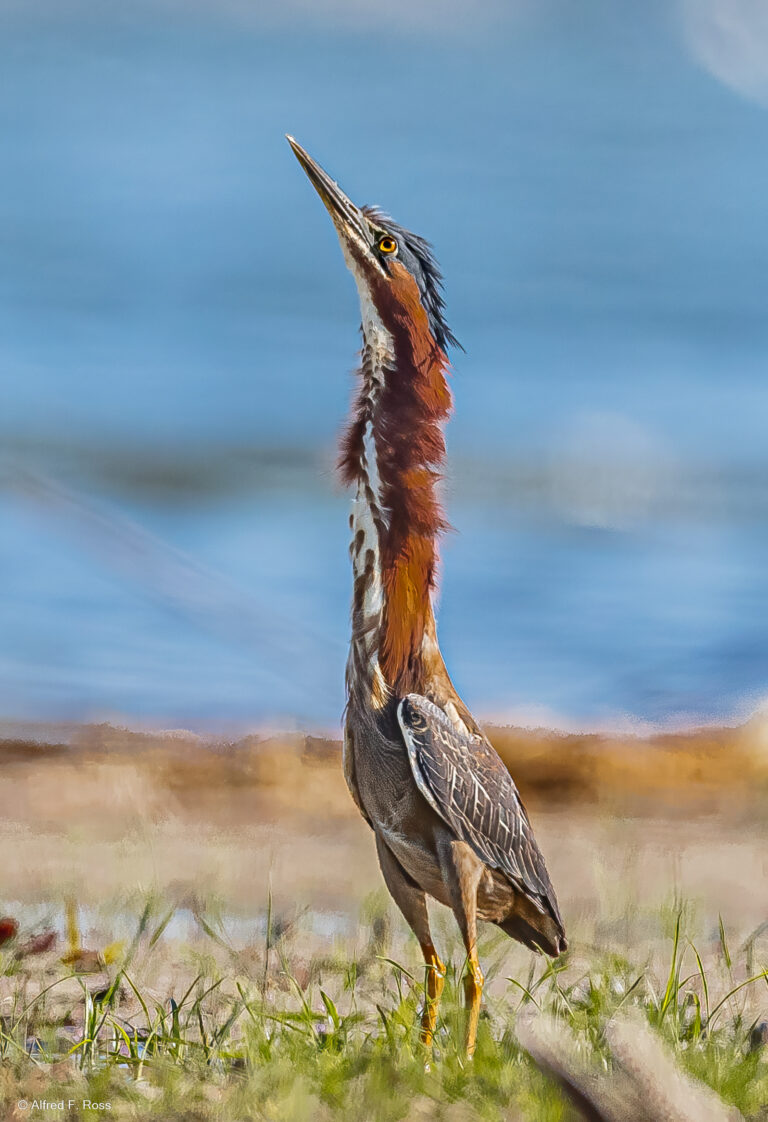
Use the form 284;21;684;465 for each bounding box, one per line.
436;835;485;1058
462;948;484;1059
374;833;445;1046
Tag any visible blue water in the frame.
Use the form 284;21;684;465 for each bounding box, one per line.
2;1;768;730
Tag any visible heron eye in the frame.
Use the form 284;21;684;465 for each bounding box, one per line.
378;236;397;255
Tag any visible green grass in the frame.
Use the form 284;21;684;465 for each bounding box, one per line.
1;898;767;1121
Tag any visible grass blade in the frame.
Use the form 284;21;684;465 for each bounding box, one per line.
659;911;682;1025
718;915;732;972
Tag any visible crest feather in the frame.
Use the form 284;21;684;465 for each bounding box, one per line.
362;206;462;354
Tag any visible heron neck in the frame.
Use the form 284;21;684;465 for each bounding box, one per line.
341;325;452;698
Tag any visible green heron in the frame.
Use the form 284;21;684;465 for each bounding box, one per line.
287;136;566;1056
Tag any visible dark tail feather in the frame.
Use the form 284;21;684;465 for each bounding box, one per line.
498;909;568;958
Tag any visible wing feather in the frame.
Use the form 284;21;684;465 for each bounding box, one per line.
398;693;562;923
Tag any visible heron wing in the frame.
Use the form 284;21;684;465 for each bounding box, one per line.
398;693;562;920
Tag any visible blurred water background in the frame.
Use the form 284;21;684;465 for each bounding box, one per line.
2;0;768;732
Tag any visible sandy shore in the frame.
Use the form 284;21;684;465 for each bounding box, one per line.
1;718;766;950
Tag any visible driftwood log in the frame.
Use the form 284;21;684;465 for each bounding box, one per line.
515;1011;743;1122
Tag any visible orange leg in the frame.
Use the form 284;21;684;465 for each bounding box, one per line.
435;835;486;1058
420;941;446;1047
374;835;445;1050
462;947;484;1058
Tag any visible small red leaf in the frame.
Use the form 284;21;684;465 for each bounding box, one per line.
0;917;19;945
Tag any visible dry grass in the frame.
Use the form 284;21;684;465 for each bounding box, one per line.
488;718;768;812
4;708;768;815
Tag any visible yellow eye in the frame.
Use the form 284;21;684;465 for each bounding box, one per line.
378;236;397;255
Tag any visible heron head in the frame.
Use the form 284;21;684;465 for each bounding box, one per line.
287;135;459;354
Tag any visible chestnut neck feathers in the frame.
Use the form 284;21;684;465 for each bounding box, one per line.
340;259;452;700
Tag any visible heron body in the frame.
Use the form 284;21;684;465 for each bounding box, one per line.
287;136;566;1054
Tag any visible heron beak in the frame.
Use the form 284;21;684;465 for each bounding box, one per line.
286;135;372;251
